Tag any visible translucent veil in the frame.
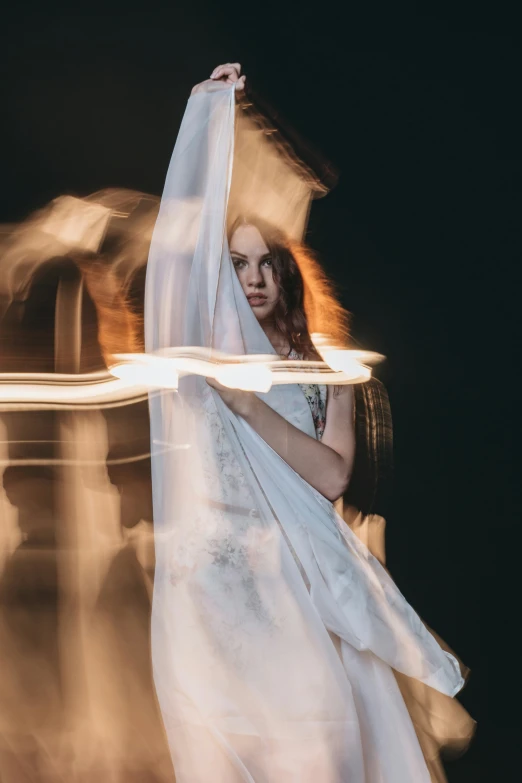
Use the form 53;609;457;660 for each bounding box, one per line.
144;82;464;782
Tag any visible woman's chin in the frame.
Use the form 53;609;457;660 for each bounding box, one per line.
249;303;272;320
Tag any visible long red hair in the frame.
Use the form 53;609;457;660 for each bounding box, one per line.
73;219;350;367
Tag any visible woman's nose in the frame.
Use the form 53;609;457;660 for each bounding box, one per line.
247;265;264;287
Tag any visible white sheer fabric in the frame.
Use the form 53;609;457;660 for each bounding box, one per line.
145;81;464;782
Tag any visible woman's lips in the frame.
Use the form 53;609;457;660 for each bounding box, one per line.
247;295;267;306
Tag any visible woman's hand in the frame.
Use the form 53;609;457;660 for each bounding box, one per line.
205;376;255;418
210;63;246;89
191;62;246;96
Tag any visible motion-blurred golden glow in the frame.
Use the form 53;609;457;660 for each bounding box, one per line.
110;345;380;393
0;134;473;780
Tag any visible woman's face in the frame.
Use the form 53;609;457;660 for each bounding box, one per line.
229;224;280;322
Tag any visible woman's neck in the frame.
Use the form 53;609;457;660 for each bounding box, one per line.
261;321;290;357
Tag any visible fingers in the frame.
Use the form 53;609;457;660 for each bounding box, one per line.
206;376;228;394
191;63;245;97
210;62;242;83
210;62;242;78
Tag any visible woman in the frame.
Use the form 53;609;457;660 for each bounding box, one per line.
145;63;466;782
208;214;356;505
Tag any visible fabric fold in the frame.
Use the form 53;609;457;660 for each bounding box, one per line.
145;81;464;782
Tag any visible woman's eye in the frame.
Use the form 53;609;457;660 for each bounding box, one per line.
262;257;272;267
231;257;246;269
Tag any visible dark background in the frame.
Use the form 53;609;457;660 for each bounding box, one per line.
1;2;520;780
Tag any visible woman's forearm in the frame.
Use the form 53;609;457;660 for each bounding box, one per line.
242;395;350;502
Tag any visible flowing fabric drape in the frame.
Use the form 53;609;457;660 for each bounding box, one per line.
145;81;464;782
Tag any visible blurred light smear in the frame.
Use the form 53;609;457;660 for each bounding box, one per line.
0;190;386;781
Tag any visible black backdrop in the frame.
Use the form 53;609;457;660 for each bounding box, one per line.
2;2;520;780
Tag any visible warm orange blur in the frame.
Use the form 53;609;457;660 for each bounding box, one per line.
0;191;472;782
0;192;174;782
0;191;376;781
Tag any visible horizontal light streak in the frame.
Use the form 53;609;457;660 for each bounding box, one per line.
111;346;380;392
0;345;382;407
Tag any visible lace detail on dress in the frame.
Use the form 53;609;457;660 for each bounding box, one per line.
166;394;287;671
167;364;327;618
287;349;327;440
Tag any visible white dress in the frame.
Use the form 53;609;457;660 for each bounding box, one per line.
149;371;462;782
145;81;465;783
283;363;441;781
